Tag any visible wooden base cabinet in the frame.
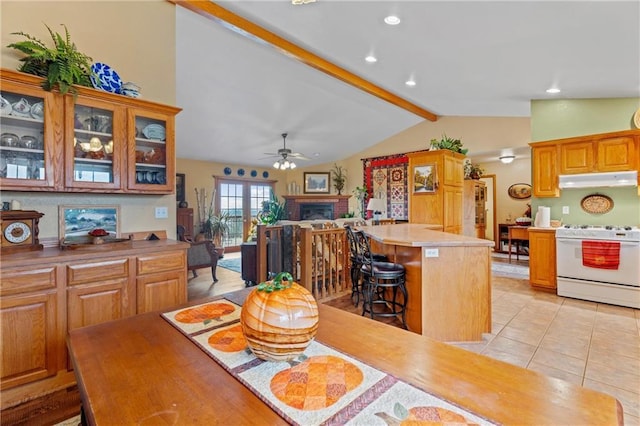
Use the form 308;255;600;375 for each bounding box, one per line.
528;228;557;291
0;241;188;411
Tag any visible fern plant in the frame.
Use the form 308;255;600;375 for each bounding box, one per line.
7;24;93;95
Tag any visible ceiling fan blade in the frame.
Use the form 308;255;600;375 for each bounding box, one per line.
290;153;310;160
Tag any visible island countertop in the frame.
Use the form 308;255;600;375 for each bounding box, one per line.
360;223;494;247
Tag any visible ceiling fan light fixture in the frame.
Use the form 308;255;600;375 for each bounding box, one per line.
384;15;401;25
365;55;377;63
290;161;297;169
291;0;316;5
500;155;516;164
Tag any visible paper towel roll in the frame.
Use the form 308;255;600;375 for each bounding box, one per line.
535;206;551;228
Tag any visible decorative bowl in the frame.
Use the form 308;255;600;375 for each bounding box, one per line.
1;133;20;147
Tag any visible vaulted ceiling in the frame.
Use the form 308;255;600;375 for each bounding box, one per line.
174;1;640;167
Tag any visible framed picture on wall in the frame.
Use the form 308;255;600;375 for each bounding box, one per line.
413;164;437;193
176;173;186;204
59;205;120;241
304;172;330;194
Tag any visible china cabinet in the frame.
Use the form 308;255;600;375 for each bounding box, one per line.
0;69;180;194
0;240;188;410
463;180;486;239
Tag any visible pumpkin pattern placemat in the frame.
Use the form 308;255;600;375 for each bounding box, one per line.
162;300;495;426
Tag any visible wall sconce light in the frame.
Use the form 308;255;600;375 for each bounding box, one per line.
499;155;515;164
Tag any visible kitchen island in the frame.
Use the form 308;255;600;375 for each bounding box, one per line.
360;223;494;341
67;288;623;425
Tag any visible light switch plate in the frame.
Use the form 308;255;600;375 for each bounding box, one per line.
425;248;439;258
562;206;570;214
155;207;168;219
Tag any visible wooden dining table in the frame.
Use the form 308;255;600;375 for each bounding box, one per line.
67;288;623;425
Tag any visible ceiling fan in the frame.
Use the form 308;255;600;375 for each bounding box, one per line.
263;133;309;170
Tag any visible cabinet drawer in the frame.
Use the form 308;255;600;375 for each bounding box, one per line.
67;259;129;286
0;266;57;296
137;251;186;275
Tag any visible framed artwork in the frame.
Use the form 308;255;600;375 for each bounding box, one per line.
413;164;437;193
507;183;532;199
304;172;330;194
176;173;186;203
59;205;120;240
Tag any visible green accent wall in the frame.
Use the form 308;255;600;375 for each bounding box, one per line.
530;97;640;225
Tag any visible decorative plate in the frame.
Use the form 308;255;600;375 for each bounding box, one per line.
262;171;269;178
581;194;614;214
224;167;232;175
142;124;166;141
507;183;532;200
90;63;122;94
634;108;640;129
237;168;245;176
250;170;257;177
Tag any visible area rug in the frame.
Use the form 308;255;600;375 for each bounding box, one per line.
217;257;241;273
491;262;529;279
161;300;495;426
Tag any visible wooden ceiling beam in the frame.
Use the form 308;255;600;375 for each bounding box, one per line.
169;0;438;122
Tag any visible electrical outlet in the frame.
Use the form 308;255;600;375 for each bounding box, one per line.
562;206;570;214
155;207;168;219
425;248;439;258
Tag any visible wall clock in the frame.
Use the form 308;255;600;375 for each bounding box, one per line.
1;210;44;253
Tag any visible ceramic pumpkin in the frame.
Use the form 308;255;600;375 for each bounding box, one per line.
240;272;319;362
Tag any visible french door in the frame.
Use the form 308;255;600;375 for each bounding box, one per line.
217;179;274;252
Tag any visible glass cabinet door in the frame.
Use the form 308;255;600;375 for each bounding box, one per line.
0;83;59;189
65;97;124;190
128;109;174;192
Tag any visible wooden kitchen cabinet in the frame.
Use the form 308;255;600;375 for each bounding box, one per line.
408;150;465;234
0;266;61;390
0;240;188;410
528;228;557;291
531;145;560;198
1;68;180;194
560;141;595;174
596;135;636;171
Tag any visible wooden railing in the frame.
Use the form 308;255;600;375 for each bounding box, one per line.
256;224;349;302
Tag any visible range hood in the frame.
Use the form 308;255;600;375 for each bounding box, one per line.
558;171;638;189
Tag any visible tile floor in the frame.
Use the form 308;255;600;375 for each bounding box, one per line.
187;252;640;426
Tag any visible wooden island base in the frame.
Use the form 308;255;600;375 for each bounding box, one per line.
361;224;494;341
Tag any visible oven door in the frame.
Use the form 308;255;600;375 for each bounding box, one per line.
556;238;640;287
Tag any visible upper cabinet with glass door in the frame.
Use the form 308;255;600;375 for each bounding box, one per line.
127;108;175;193
64;96;125;191
0;68;180;194
0;73;63;191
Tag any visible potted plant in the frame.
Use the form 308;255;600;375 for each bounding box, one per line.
429;133;468;155
464;160;484;180
353;184;368;218
206;211;230;257
256;193;287;226
7;24;93;95
331;164;346;195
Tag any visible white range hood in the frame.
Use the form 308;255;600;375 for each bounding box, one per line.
558;171;638;189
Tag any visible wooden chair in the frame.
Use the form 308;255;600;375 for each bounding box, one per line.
177;225;219;282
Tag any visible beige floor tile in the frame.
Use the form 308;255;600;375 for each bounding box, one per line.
539;334;591;360
588;347;640;377
498;325;546;346
583;378;640;419
530;347;587;376
623;413;639;426
585;359;640;394
480;347;532;368
527;361;584;386
483;335;537;359
598;303;639;318
591;333;640;360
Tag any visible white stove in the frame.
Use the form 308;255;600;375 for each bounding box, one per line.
555;224;640;309
556;225;640;241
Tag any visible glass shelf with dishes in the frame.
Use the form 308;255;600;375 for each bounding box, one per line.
132;115;168;186
1;90;46;182
70;104;116;185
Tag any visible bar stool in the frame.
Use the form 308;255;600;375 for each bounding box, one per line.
356;230;408;329
344;225;389;307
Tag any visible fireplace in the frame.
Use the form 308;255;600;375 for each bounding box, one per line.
283;195;350;220
300;203;334;220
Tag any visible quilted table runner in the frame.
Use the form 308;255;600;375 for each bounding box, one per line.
162;300;495;426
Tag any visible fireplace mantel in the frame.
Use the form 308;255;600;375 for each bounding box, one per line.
283;195;351;220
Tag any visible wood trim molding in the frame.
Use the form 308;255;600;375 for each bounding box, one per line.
169;0;438;122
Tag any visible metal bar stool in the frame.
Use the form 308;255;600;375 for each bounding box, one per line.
356;230;407;329
345;225;389;307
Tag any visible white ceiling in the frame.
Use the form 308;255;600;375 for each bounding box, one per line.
175;1;640;167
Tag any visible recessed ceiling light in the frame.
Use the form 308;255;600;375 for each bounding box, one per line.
365;55;377;63
405;79;416;87
546;88;561;94
384;15;401;25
